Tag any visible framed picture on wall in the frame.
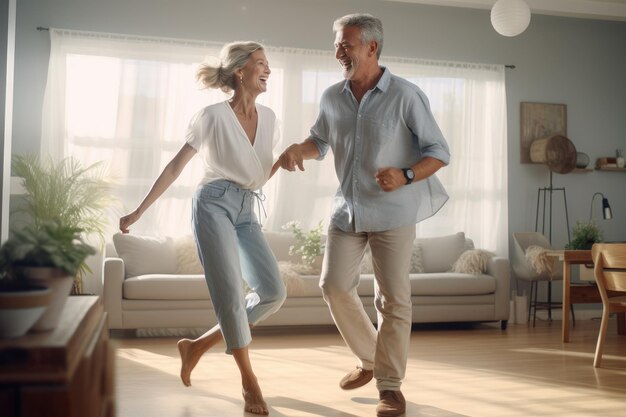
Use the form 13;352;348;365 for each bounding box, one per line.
520;102;567;163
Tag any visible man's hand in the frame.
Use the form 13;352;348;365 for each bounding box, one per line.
375;168;404;192
278;144;306;171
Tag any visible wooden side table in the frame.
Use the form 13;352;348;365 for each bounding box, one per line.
0;296;114;417
548;250;626;342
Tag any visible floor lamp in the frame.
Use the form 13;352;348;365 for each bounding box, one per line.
535;170;572;245
534;170;572;321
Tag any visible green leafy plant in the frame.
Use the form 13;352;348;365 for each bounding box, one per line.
10;154;115;291
0;220;96;279
565;221;603;250
282;220;325;268
12;154;114;239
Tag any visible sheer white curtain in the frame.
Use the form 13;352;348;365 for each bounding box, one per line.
42;29;507;255
382;58;509;255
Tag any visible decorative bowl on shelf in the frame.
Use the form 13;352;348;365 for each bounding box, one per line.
575;152;590;168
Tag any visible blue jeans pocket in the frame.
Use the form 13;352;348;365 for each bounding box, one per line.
200;181;228;199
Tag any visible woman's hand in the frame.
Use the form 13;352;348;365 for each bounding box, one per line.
119;210;141;234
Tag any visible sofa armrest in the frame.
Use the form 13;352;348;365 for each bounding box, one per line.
102;257;125;329
486;256;511;320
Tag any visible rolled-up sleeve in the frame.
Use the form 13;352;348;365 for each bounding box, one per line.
309;104;331;160
409;90;451;165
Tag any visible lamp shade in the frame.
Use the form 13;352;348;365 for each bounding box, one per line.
589;192;613;222
491;0;531;37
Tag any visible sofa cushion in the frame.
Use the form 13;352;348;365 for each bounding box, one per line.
124;275;209;300
409;273;495;296
263;231;301;263
417;232;471;273
361;241;423;274
113;233;178;278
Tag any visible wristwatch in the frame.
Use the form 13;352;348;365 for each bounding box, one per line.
402;168;415;185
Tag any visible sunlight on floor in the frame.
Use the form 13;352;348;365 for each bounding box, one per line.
113;321;626;417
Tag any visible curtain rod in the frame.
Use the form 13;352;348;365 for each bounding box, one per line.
36;26;516;69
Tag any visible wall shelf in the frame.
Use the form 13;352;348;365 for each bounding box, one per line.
572;168;593;173
595;157;625;171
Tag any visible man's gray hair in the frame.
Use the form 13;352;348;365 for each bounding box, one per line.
333;13;384;59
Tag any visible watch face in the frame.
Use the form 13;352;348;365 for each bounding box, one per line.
403;168;415;184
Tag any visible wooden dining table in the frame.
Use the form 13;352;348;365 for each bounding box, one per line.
546;249;626;342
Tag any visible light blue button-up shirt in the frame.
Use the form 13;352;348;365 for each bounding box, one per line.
309;67;450;233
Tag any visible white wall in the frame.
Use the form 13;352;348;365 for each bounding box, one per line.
9;0;626;282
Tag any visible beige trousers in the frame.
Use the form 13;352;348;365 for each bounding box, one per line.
320;223;416;391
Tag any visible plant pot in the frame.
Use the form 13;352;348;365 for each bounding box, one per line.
16;267;74;332
311;255;324;273
0;283;52;339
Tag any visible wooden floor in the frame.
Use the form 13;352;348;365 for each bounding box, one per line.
113;318;626;417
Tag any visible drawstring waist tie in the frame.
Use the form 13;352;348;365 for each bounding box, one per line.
246;189;267;226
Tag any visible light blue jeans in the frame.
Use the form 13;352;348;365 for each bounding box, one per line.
192;180;286;354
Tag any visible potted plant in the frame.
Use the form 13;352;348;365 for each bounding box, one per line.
0;220;96;331
0;278;52;338
565;221;603;250
11;154;114;293
282;220;325;272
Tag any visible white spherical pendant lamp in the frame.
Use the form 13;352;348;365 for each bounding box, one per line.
491;0;531;37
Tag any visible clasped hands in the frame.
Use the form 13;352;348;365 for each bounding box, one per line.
272;144;403;192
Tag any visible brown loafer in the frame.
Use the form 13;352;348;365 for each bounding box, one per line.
376;390;406;417
339;367;374;390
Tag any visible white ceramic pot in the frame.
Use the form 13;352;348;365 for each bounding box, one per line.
0;284;52;338
17;267;74;332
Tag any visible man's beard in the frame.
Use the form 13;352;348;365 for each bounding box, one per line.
341;57;358;79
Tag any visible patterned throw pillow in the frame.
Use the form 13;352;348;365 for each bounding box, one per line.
451;249;495;275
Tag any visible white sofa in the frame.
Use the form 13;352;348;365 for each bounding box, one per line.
102;231;510;332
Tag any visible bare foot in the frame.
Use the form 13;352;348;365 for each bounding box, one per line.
242;385;269;415
177;338;204;387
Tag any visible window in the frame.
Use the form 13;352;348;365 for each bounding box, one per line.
43;29;508;255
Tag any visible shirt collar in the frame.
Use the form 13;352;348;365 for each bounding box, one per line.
341;66;391;95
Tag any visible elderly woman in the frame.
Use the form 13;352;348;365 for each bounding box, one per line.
119;41;285;415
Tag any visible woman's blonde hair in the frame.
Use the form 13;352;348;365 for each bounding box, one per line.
197;41;264;93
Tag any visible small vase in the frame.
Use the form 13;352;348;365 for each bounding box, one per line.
0;283;52;338
16;267;74;332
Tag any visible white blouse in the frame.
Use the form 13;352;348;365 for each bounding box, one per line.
185;101;279;190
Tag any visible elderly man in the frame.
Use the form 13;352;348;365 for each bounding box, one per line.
277;13;450;417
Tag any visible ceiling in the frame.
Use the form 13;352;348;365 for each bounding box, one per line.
383;0;626;22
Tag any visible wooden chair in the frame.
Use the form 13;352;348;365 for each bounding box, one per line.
591;243;626;367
